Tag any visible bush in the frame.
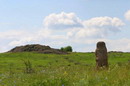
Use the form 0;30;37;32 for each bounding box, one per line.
60;46;73;52
22;59;35;74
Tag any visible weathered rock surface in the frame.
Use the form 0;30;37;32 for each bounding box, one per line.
8;44;67;54
95;41;108;68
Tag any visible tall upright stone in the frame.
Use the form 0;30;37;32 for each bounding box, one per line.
95;41;108;68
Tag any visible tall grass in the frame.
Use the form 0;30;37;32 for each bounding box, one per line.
0;52;129;86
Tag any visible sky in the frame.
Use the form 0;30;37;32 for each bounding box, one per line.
0;0;130;52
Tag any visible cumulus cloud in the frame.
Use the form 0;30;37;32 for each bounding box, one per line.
0;12;128;52
43;12;124;38
124;10;130;21
7;29;52;47
83;17;124;31
43;12;83;29
66;16;124;38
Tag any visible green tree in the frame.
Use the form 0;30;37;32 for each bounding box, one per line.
60;46;73;52
60;47;64;51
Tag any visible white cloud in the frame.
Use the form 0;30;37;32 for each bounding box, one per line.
43;12;124;38
83;17;124;30
0;12;128;52
7;29;51;47
125;10;130;21
66;16;124;39
43;12;83;29
9;37;35;46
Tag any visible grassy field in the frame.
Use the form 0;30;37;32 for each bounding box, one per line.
0;52;130;86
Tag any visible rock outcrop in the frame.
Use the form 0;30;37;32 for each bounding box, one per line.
8;44;67;54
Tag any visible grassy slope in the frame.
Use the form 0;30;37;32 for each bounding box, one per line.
0;52;130;86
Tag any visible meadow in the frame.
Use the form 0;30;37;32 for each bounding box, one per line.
0;52;130;86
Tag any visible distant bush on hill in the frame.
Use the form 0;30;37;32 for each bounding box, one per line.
60;46;73;52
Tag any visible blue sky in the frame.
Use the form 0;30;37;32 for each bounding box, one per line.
0;0;130;52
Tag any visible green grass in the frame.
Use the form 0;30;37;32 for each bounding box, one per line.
0;52;130;86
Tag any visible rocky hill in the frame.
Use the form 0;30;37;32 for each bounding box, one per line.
8;44;67;54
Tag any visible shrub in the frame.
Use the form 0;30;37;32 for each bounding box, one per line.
60;46;73;52
22;59;35;74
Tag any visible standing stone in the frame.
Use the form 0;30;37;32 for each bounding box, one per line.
95;41;108;68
